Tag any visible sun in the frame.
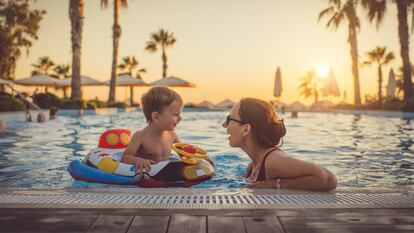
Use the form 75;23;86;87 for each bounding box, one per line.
316;66;329;78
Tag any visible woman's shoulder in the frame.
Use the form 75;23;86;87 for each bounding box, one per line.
264;149;290;167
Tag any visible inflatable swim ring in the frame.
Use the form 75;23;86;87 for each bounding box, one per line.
68;129;215;187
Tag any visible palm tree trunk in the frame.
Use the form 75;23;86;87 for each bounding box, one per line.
162;46;168;78
396;0;414;101
69;0;83;99
378;64;383;104
108;0;121;102
348;22;361;105
130;86;134;106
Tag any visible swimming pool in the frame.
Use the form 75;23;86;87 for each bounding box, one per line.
0;109;413;189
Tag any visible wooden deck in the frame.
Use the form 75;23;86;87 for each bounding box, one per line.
1;207;414;233
1;187;413;232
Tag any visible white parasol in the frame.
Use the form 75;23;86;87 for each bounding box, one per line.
386;68;396;98
274;67;282;97
150;76;195;87
322;69;340;97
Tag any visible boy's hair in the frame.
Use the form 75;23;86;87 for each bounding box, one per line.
141;86;183;122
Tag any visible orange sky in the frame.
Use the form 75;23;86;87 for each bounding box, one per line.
13;0;412;105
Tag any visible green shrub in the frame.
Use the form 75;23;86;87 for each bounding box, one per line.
59;98;86;109
32;93;60;109
382;98;403;111
0;94;25;111
364;101;381;110
400;96;414;112
86;101;97;109
87;99;107;108
107;101;127;108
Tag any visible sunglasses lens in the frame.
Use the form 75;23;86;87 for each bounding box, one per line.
225;116;230;125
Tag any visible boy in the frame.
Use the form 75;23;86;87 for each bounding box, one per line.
121;86;182;174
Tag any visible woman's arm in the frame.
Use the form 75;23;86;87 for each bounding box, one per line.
273;156;336;191
246;153;337;191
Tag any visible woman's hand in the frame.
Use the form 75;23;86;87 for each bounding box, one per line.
135;157;155;174
244;179;276;189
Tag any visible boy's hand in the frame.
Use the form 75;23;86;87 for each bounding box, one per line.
135;157;156;174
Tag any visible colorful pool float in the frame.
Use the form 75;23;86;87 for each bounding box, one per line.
68;129;215;187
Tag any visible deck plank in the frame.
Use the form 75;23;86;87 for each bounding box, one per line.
127;216;169;233
283;225;414;233
87;215;133;233
243;216;285;233
168;215;206;233
279;215;414;226
208;216;246;233
0;214;97;233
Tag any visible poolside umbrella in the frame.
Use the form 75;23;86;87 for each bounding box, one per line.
322;69;340;97
287;101;308;111
56;75;103;98
14;74;59;86
14;74;59;92
386;68;396;98
150;76;196;87
105;74;148;106
57;75;104;87
196;100;216;109
216;99;235;109
274;67;282;98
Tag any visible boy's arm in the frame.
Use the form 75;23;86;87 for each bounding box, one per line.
122;131;155;173
121;131;141;164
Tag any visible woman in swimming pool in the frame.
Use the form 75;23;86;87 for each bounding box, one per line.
223;98;337;191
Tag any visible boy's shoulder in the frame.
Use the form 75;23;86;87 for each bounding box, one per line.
131;130;144;139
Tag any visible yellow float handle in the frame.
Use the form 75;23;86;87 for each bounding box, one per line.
172;143;209;159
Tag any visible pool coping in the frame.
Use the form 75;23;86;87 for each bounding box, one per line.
1;187;413;210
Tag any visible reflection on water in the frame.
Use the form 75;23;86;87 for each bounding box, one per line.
0;110;413;189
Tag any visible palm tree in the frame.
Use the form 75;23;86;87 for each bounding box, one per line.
361;0;414;101
396;65;414;95
145;28;177;78
319;0;362;105
101;0;128;102
117;56;146;105
31;56;55;75
69;0;84;99
0;0;45;80
363;46;394;104
54;64;71;98
298;70;320;103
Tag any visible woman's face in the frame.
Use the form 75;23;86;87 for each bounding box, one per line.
222;102;245;147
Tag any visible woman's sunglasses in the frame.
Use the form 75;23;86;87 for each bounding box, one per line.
224;115;243;125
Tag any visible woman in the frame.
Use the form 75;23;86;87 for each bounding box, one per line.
222;98;337;191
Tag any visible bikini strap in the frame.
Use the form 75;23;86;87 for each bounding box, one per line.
256;148;279;181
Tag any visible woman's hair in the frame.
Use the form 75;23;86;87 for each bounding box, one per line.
239;98;286;148
141;86;183;122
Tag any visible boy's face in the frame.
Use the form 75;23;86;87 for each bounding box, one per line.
155;100;182;131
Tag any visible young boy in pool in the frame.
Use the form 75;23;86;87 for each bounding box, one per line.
121;86;182;174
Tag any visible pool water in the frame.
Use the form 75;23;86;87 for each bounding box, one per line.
0;109;413;189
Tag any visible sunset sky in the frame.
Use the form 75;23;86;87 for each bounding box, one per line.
13;0;411;105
